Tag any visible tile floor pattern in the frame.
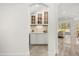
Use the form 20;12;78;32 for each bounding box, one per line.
30;45;48;56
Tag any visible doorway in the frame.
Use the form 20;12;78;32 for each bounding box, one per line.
29;3;48;56
57;17;79;56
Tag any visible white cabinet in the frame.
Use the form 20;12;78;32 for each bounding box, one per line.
30;33;48;44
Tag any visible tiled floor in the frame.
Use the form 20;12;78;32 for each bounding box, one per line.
30;45;48;56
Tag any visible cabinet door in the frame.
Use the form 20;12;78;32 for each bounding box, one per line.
30;33;48;44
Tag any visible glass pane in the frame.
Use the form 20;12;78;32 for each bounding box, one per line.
31;16;36;24
44;12;48;24
38;13;42;24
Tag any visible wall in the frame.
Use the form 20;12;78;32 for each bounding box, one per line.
0;3;29;56
58;3;79;17
48;3;58;56
0;3;59;56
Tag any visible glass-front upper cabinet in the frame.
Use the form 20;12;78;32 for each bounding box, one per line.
44;11;48;24
30;3;48;33
31;14;36;24
38;13;42;24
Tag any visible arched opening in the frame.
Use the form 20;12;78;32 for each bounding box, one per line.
57;17;72;55
57;4;79;56
29;3;48;56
